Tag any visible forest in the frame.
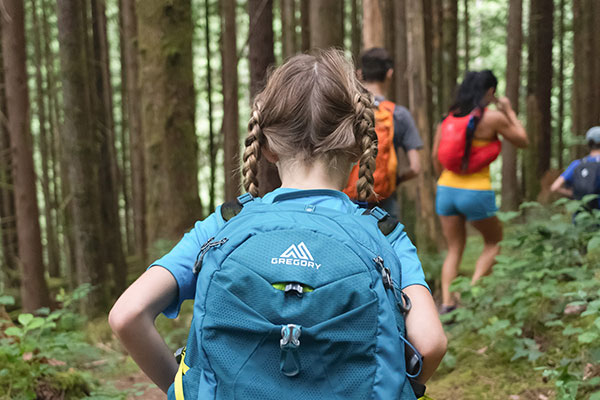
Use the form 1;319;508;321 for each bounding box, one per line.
0;0;599;399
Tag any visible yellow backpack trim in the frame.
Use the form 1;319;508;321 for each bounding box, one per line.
174;348;190;400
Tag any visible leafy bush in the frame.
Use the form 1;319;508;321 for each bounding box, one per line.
443;199;600;399
0;285;104;399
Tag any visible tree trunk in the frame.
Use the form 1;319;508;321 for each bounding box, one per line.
1;0;51;311
309;0;344;49
557;0;564;170
362;0;384;49
249;0;280;196
121;0;146;261
205;0;216;212
91;0;128;294
524;0;553;200
221;0;241;201
0;22;20;290
500;0;522;211
300;0;310;51
281;0;297;59
463;0;469;71
31;0;60;278
440;0;458;113
572;0;600;157
57;0;109;312
350;0;361;61
137;0;202;244
393;0;409;106
405;0;443;251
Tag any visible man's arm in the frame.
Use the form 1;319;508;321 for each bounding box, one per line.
394;106;424;183
397;148;421;183
550;175;574;198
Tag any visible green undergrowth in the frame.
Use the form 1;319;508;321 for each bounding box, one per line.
425;198;600;400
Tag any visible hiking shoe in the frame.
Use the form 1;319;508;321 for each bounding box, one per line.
439;304;457;315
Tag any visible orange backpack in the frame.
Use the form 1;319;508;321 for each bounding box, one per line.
343;100;397;202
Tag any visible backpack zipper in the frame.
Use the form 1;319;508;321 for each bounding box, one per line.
193;237;229;273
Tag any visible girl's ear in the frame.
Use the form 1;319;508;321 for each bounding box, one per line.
263;146;279;163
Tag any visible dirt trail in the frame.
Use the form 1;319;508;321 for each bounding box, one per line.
113;371;164;399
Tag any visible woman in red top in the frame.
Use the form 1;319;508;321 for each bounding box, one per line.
432;71;528;314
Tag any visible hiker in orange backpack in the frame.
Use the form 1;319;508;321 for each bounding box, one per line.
344;48;423;217
432;70;528;314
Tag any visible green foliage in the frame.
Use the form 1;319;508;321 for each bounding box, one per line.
0;285;121;400
441;199;600;399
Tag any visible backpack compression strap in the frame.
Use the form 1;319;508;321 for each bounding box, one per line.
362;206;399;236
220;193;254;221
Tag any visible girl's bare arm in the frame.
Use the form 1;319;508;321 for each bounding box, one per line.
109;267;180;393
493;97;529;148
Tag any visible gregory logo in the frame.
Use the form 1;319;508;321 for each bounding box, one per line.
272;242;321;269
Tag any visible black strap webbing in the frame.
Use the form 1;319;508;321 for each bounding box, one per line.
362;208;399;236
220;199;244;221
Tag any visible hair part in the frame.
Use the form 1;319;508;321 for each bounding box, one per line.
242;49;377;201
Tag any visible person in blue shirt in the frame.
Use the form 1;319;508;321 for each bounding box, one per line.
551;126;600;209
109;49;446;395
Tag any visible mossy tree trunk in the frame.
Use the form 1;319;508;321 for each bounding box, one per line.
137;0;202;245
1;0;51;311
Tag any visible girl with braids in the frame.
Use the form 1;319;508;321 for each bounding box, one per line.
432;70;528;314
110;50;446;398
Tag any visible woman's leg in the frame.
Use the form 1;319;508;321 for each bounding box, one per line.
440;215;467;306
469;216;503;284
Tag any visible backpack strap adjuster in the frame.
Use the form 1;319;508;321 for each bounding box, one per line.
237;192;254;205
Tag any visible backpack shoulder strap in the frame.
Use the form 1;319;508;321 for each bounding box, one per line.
220;193;255;222
361;206;399;236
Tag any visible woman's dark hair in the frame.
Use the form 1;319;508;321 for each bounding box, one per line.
448;70;498;172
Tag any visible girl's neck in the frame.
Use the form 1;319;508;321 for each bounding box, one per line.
590;149;600;157
277;159;349;191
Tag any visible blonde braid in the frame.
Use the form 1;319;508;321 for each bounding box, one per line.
242;105;265;197
354;91;378;202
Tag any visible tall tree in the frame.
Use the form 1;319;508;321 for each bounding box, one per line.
350;0;361;61
137;1;202;243
121;0;146;260
91;0;128;293
221;0;241;201
572;0;600;156
440;0;458;113
524;0;553;200
362;0;384;49
393;0;409;106
300;0;310;51
249;0;280;196
1;0;51;311
463;0;469;71
405;0;443;251
281;0;297;59
57;0;108;312
309;0;344;49
31;0;60;278
205;0;216;212
557;0;565;169
501;0;523;210
0;20;19;290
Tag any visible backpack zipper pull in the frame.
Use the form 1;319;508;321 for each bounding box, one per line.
373;256;412;314
193;237;229;273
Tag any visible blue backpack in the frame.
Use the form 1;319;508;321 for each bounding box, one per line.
168;191;420;400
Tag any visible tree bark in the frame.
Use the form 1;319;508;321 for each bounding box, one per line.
405;0;443;251
121;0;146;261
249;0;280;196
463;0;469;71
524;0;553;200
1;0;51;311
440;0;458;113
137;0;202;244
91;0;128;294
557;0;564;170
350;0;361;61
500;0;522;210
300;0;310;51
362;0;384;49
205;0;216;212
221;0;241;201
0;21;19;290
393;0;409;106
281;0;297;59
309;0;344;49
572;0;600;157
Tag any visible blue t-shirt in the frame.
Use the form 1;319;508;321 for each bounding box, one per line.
151;188;429;318
561;155;600;184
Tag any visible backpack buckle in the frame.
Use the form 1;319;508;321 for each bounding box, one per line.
280;324;302;377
